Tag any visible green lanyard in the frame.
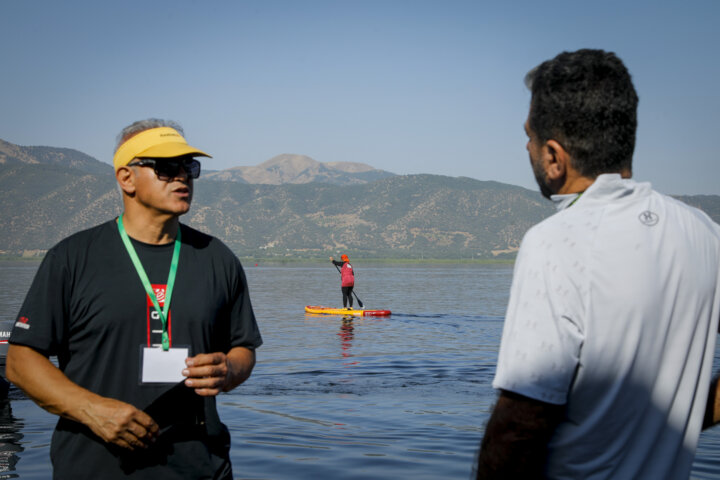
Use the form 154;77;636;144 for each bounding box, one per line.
568;191;584;208
117;214;181;351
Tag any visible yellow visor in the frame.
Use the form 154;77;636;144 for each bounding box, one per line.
113;127;211;171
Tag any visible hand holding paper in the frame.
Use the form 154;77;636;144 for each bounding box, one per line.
183;347;256;396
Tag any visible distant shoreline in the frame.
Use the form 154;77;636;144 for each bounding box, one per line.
242;257;515;265
0;255;44;263
0;254;514;265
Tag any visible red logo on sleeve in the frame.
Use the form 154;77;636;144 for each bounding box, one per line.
15;316;30;330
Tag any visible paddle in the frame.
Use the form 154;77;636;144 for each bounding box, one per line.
333;263;364;308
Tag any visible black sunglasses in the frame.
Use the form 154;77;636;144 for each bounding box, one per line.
128;158;201;181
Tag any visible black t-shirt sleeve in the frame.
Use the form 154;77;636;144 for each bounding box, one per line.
10;247;69;356
228;257;262;351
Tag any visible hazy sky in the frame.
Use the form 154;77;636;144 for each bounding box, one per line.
2;0;718;195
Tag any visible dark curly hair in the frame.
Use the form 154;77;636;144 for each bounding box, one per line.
525;49;638;178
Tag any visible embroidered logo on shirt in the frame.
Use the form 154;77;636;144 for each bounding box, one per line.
15;316;30;330
638;210;659;226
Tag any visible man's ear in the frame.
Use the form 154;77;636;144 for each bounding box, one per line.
116;166;136;195
544;139;571;182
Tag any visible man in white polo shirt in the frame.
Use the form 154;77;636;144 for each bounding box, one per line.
474;49;720;479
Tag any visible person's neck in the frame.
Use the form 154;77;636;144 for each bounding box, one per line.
119;209;179;245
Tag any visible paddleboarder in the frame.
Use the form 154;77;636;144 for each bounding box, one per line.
329;254;355;309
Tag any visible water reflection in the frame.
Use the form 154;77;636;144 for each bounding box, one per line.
0;400;24;478
338;316;354;358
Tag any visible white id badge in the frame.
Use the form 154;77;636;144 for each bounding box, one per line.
141;346;189;384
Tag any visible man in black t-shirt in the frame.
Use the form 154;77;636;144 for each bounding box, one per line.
7;119;262;479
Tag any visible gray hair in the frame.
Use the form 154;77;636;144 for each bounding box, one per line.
114;118;184;153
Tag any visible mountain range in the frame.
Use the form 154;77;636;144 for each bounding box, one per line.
1;138;719;260
203;153;395;185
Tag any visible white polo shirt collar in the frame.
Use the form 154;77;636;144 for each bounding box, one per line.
549;173;650;211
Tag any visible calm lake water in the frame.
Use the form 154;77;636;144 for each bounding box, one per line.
1;260;720;479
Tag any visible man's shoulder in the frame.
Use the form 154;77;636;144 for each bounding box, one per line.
516;202;603;267
179;223;214;244
52;219;117;252
627;187;720;240
179;223;237;259
660;191;717;219
30;220;118;277
521;209;573;246
521;185;720;251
